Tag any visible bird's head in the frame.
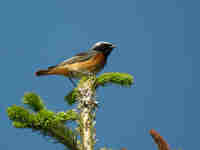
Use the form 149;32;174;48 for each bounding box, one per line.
91;41;116;57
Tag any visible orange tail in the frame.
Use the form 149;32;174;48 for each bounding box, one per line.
35;66;69;76
35;69;51;76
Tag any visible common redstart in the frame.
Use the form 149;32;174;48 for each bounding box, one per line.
35;41;116;85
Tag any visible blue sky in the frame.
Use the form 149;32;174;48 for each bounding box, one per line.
0;0;198;150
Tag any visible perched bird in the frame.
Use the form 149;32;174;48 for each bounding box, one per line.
35;41;116;85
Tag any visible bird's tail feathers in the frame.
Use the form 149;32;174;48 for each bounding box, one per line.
35;69;52;76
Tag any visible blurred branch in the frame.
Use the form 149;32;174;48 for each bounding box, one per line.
149;129;170;150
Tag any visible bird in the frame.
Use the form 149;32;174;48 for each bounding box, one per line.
35;41;116;86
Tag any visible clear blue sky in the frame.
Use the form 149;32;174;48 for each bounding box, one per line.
0;0;198;150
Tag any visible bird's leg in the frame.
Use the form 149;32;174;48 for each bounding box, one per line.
68;72;77;87
79;70;95;77
88;72;95;77
68;71;95;87
68;77;77;87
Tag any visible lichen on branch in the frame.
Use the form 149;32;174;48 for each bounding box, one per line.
65;72;134;105
76;75;97;150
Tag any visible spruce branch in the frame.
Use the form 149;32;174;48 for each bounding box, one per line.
23;92;45;112
65;88;79;105
65;72;134;105
7;105;35;124
7;72;134;150
7;93;80;150
96;72;134;87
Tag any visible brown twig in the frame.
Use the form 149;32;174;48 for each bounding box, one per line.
149;129;170;150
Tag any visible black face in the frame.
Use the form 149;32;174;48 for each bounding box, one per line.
91;41;116;57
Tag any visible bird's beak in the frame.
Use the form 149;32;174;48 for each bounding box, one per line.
111;44;116;48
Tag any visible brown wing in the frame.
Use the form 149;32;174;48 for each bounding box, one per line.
58;51;98;66
45;51;97;70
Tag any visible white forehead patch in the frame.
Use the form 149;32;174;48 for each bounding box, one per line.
94;41;112;47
